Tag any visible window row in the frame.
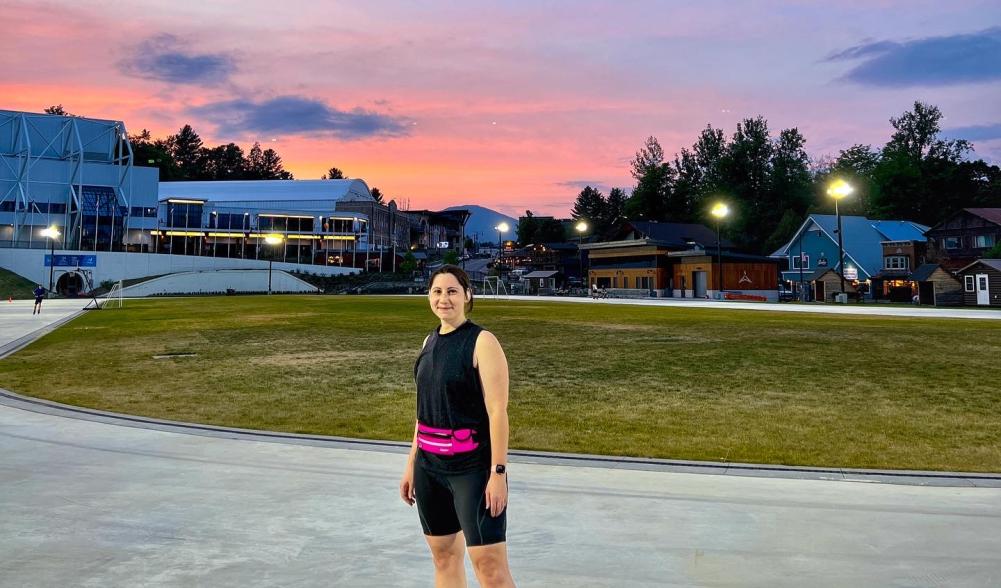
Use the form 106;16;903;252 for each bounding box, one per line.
943;234;997;249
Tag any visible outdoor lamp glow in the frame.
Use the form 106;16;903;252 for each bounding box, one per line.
495;222;509;233
709;203;729;298
827;180;852;296
827;179;853;200
41;225;61;293
264;235;284;294
575;221;588;233
710;202;730;219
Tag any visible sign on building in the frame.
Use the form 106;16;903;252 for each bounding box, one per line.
843;267;858;280
45;255;98;267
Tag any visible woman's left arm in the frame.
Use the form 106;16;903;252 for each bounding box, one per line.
476;330;510;518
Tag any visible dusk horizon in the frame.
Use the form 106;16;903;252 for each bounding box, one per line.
5;0;1000;218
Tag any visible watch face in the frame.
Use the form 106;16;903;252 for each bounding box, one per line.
495;464;506;474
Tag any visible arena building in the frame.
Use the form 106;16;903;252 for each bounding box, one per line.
1;109;467;295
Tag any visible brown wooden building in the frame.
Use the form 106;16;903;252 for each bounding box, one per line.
910;264;964;306
956;259;1001;307
580;221;779;300
925;208;1001;271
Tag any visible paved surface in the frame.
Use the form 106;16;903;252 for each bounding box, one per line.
477;294;1001;320
0;299;90;358
2;401;1000;587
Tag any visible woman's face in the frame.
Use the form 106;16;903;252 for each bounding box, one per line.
429;272;469;321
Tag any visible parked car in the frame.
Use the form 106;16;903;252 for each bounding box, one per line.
777;286;795;302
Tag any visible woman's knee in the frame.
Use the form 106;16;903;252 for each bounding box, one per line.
470;547;509;583
428;535;465;571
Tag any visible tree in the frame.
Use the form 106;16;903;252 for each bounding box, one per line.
442;249;460;265
322;167;346;180
200;143;247;180
571;186;605;226
129;129;181;180
400;251;417;274
986;242;1001;259
171;125;205;180
870;102;972;225
44;105;73;116
723;117;774;251
517;210;540;245
370;187;384;204
603;188;628;234
537;218;567;243
625;136;673;221
256;147;293;180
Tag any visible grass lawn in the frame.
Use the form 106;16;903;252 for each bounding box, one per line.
2;295;999;472
1;268;39;300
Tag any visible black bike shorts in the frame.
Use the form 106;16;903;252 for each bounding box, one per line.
413;461;507;547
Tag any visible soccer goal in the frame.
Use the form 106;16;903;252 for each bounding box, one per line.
102;280;124;309
481;276;508;298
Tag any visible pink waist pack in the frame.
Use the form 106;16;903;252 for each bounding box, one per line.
417;423;479;455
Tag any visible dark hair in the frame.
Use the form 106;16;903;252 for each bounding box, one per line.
428;265;474;312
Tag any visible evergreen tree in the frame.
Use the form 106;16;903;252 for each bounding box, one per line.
370;187;384;204
571;186;606;226
603;188;628;234
323;167;346;180
625;136;673;221
200;143;247;180
171;125;205;180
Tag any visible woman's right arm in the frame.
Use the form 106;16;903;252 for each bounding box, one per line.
400;334;431;506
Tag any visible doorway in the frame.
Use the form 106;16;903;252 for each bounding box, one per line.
57;272;85;296
976;274;990;305
693;271;707;298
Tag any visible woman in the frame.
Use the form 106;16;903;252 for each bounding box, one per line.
400;265;517;588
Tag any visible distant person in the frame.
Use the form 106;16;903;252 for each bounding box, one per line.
399;265;516;587
32;284;46;315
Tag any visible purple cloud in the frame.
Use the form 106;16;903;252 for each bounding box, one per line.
119;34;235;85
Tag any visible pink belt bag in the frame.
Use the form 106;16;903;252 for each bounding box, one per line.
417;423;479;455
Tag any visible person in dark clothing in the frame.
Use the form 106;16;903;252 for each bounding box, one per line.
32;285;46;315
400;265;516;588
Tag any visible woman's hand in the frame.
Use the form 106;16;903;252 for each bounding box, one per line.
399;462;416;506
485;472;508;517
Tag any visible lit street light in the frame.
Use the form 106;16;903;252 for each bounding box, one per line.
575;220;588;292
827;179;853;298
264;234;284;294
40;225;61;295
495;222;509;267
710;203;730;299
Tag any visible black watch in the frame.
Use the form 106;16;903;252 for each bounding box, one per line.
493;464;507;475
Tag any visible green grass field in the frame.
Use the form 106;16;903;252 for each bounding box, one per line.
2;296;999;472
0;268;38;300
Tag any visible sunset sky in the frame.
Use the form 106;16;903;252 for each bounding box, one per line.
4;1;1000;217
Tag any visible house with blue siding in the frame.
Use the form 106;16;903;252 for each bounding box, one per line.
771;215;929;301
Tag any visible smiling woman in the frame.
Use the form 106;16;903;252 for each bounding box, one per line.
400;264;517;587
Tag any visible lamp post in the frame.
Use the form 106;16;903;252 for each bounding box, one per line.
575;220;588;291
827;179;853;298
40;225;61;295
264;234;284;294
495;222;509;266
710;203;730;299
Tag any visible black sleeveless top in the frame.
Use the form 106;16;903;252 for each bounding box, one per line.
414;320;490;472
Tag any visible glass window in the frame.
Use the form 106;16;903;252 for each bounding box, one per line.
974;234;995;248
980;276;988;290
885;256;909;270
965;276;975;292
944;237;961;249
792;254;809;269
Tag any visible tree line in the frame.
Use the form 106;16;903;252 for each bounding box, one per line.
570;102;1001;254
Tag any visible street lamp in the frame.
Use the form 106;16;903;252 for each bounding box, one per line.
710;203;730;299
40;225;61;295
495;222;509;265
264;234;284;294
575;220;588;291
827;179;853;298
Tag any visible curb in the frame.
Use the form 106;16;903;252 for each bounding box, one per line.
2;388;999;488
